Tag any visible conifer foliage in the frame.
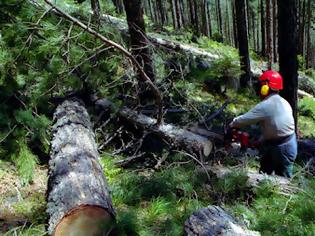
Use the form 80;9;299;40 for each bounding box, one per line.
0;0;123;183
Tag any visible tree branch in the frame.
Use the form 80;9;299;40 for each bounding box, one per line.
43;0;163;125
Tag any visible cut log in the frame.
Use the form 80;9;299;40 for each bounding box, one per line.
298;89;314;98
203;165;297;194
47;99;115;236
184;205;260;236
95;99;213;158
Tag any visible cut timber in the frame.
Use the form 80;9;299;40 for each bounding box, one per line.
96;99;213;158
205;165;296;194
184;205;260;236
47;99;115;236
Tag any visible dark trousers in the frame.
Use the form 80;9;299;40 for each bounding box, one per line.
260;133;297;178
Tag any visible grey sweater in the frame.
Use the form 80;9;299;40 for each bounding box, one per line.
230;94;295;140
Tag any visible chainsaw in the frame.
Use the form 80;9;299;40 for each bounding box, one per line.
224;125;257;151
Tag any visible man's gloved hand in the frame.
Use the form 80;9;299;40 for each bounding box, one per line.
252;139;261;149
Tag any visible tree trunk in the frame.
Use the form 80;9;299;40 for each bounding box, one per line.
216;0;223;34
95;99;213;159
179;0;186;27
266;0;273;69
170;0;178;29
232;0;238;48
225;0;231;44
123;0;156;101
193;0;200;35
156;0;166;25
207;2;212;37
260;0;266;57
175;0;183;29
278;0;298;129
246;0;251;46
112;0;123;14
201;0;210;36
273;0;278;62
47;99;115;235
235;0;251;88
305;0;312;68
252;9;257;51
298;0;306;56
184;206;260;236
91;0;101;27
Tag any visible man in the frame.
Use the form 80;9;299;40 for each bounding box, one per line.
229;70;297;178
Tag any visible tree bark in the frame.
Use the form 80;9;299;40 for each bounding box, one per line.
91;0;101;27
235;0;252;88
207;2;212;37
278;0;298;129
193;0;200;35
184;206;260;236
201;0;210;37
112;0;123;14
156;0;166;25
232;0;238;48
266;0;273;69
47;99;115;235
95;99;213;159
146;0;154;22
305;0;312;68
123;0;156;101
216;0;223;34
298;0;306;56
175;0;183;29
260;0;266;56
170;0;178;29
273;0;278;62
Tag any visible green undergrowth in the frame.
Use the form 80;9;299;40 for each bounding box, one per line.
3;224;46;236
101;154;210;235
231;178;315;236
298;97;315;137
100;153;315;236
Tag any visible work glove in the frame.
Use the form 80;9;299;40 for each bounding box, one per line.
252;139;261;149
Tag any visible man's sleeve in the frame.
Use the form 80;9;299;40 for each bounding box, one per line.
230;103;265;128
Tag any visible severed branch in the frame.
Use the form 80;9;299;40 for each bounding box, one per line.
200;100;233;126
43;0;163;125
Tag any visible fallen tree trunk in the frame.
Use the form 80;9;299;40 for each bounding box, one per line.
204;165;297;194
47;99;115;235
184;205;260;236
95;98;213;159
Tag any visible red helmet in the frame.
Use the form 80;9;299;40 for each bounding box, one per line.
259;70;283;90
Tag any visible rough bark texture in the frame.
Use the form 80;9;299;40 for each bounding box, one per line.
235;0;252;87
260;0;266;57
123;0;155;83
278;0;298;129
96;99;213;158
91;0;101;26
184;205;260;236
207;165;295;193
266;0;273;68
47;99;115;235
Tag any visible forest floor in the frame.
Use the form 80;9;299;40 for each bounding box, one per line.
1;84;315;235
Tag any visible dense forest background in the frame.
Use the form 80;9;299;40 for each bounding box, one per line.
1;0;315;235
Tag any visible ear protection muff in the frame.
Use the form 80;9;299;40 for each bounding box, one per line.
260;84;270;96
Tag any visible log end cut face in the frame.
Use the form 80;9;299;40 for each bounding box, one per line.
53;205;114;236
